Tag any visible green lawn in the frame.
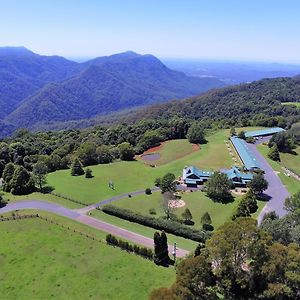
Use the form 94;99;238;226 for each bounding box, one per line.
46;128;254;206
110;190;263;229
0;212;175;300
280;146;300;176
138;139;199;166
257;144;300;195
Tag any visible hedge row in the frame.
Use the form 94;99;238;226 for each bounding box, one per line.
102;205;209;243
106;234;153;260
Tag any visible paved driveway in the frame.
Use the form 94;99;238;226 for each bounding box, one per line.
247;143;289;223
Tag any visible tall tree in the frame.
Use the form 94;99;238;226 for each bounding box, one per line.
248;173;268;196
153;231;170;266
182;208;193;224
118;142;135;161
71;158;85;176
32;161;48;190
156;173;176;193
201;212;212;230
268;144;280;161
186;122;206;144
2;162;15;192
10;165;35;195
206;171;233;202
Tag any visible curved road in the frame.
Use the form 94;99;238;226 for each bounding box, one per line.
0;200;189;257
247;142;289;224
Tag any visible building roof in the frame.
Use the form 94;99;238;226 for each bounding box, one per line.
245;127;285;138
230;136;260;170
222;166;253;181
183;166;214;180
183;165;253;185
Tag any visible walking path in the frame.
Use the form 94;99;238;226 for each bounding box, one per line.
0;199;189;257
247;143;289;224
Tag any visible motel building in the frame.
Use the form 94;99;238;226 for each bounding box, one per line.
182;127;284;188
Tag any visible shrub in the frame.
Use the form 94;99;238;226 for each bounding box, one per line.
149;208;157;215
102;205;209;243
85;168;93;178
145;188;152;195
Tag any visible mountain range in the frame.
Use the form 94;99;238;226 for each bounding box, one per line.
0;47;225;131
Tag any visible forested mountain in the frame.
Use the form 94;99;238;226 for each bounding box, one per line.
1;47;224;131
29;76;300;133
108;77;300;125
0;47;80;118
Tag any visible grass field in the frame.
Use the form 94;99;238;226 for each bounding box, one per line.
0;212;175;300
46;128;257;206
257;144;300;195
280;146;300;176
138;139;199;166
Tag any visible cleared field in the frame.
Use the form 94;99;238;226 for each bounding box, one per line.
138;139;199;166
0;212;175;300
257;144;300;195
280;146;300;176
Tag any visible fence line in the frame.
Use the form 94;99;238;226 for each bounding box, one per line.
49;192;93;206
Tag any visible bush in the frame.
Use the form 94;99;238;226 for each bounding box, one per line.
145;188;152;195
149;208;157;215
102;205;209;243
105;234;153;260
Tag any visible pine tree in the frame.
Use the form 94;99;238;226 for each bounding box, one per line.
153;231;170;265
268;144;280;161
201;212;213;230
85;168;93;178
71;158;85;176
182;208;193;224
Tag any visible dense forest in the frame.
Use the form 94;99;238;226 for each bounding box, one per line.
10;76;299;135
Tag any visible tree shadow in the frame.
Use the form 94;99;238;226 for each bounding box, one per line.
41;186;55;194
258;193;271;202
209;193;235;204
0;201;7;208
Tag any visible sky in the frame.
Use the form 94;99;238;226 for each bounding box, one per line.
1;0;300;63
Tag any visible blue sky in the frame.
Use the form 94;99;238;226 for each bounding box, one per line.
1;0;300;62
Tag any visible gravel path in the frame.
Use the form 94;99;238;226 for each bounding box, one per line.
0;199;189;257
247;143;289;224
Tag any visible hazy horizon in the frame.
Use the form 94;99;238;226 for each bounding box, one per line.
1;0;300;64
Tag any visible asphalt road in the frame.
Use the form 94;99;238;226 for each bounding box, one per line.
0;199;189;257
247;143;289;224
